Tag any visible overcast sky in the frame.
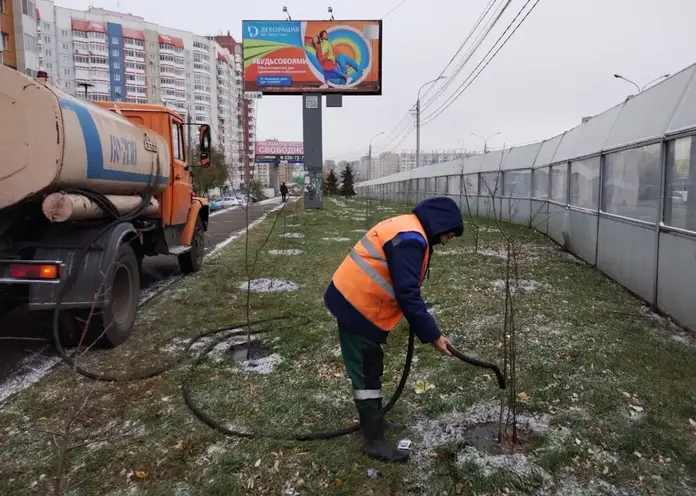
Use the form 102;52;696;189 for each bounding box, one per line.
56;0;696;161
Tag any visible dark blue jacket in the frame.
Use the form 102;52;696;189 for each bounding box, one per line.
324;197;464;344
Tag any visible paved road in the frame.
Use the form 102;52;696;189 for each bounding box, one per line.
0;197;287;403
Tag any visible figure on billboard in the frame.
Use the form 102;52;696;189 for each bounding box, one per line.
307;31;362;87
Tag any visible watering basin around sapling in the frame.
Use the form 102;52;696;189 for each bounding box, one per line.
228;339;269;363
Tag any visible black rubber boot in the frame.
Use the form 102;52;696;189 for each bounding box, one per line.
377;400;406;432
359;409;410;463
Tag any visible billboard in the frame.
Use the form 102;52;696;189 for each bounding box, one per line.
255;140;304;163
242;20;382;95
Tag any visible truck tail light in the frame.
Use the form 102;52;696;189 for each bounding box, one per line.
8;263;60;280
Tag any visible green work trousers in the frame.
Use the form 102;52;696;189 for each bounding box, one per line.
338;323;384;413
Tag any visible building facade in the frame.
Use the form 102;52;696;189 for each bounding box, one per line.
4;2;255;189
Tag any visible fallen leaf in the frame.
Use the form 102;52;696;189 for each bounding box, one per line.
135;471;147;480
38;417;48;421
629;405;644;412
689;418;696;427
335;479;344;487
174;440;184;451
575;438;581;445
518;392;528;400
414;380;435;394
254;458;261;468
634;451;643;458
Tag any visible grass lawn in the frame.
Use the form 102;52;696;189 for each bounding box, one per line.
1;197;695;495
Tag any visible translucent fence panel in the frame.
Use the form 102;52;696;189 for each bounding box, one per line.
569;157;600;210
463;174;478;196
436;176;447;195
550;164;568;204
480;172;501;196
533;167;549;198
664;136;696;232
504;170;531;198
601;143;661;223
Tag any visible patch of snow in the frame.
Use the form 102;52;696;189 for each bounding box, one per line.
322;237;350;242
196;442;228;465
478;248;508;259
238;278;298;293
280;232;304;239
0;353;61;404
352;229;367;233
434;248;470;256
285;224;301;227
329;198;347;207
268;249;304;255
489;279;550;293
456;446;549;479
427;305;442;315
240;353;283;374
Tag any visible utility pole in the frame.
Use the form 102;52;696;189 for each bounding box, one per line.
368;131;385;180
415;76;446;171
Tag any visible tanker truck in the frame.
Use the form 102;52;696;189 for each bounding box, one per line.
0;66;213;348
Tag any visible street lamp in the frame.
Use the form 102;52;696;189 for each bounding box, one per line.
368;131;385;179
470;132;500;154
614;73;670;93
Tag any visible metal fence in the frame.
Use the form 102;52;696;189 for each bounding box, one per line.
357;62;696;333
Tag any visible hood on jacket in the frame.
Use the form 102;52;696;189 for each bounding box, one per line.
412;197;464;245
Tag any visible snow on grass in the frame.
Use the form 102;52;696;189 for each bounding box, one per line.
280;233;304;239
328;198;347;207
268;249;304;255
196;442;228;465
238;279;299;293
0;353;61;404
239;354;283;374
351;229;367;233
489;279;551;293
322;237;350;242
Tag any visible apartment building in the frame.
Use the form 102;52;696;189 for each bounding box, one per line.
4;2;254;189
397;150;468;172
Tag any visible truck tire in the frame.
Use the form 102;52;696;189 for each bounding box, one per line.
56;242;140;349
178;218;204;274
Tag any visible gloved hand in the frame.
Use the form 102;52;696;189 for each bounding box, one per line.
431;335;453;356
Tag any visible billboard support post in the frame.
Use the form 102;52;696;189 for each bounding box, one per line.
302;93;323;209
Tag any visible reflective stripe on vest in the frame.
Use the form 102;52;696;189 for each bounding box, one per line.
332;214;430;331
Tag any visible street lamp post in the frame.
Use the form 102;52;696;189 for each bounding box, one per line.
614;73;671;93
470;131;500;154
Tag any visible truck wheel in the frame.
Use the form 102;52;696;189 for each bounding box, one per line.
178;218;204;274
45;243;139;349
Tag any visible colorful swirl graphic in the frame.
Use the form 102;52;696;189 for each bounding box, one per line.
304;25;372;89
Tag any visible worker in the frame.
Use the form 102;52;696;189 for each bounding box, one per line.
280;182;288;202
324;196;464;462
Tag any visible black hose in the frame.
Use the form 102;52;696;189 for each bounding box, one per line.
447;344;506;389
182;327;416;441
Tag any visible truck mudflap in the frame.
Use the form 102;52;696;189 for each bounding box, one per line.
27;221;138;310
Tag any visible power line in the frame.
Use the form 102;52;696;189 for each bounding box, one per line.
381;0;411;19
418;0;502;103
420;0;512;113
421;0;541;126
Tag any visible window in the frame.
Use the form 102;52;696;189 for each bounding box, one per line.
43;22;50;30
45;62;53;69
62;29;69;37
114;73;120;81
601;144;661;222
112;36;118;44
62;43;68;50
171;121;184;161
64;68;70;76
112;49;120;57
664;137;696;232
569;157;600;209
532;167;549;199
44;48;52;56
113;61;120;69
0;0;5;13
1;33;9;52
480;172;501;196
44;35;50;43
550;163;568;203
503;170;531;198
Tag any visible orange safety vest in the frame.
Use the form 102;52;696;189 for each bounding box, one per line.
332;214;430;331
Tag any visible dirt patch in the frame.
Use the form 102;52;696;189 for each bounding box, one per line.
240;354;283;374
268;249;304;255
229;339;269;362
237;279;299;293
